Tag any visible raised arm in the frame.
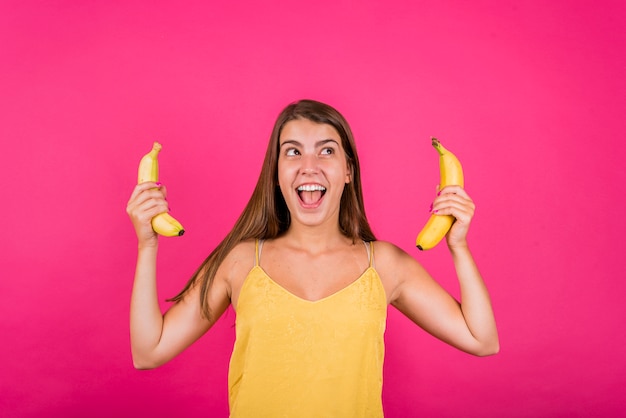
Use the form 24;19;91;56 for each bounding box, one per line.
126;182;230;369
381;186;499;356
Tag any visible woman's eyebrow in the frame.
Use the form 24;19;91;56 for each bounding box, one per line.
279;139;339;148
317;139;340;147
280;139;302;148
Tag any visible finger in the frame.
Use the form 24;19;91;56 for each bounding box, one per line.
140;199;170;218
128;182;167;206
130;196;170;222
128;181;162;204
437;185;469;198
432;194;475;220
433;191;474;209
433;193;474;210
432;201;472;216
127;186;168;217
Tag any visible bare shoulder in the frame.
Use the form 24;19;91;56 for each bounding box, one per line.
216;239;257;283
372;240;429;303
222;239;257;265
215;239;257;308
372;240;416;267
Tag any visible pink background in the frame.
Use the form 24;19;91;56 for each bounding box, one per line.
1;1;625;417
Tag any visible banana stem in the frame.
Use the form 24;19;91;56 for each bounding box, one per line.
431;137;445;156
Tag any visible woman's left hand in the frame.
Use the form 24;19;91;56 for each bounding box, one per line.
431;185;476;250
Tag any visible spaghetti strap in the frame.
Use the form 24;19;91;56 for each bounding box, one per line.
363;241;375;268
255;239;264;267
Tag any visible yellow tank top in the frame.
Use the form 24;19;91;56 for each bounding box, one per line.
228;240;387;418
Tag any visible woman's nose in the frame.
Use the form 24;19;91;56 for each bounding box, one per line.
300;153;319;173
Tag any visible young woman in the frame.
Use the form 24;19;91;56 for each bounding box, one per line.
127;99;499;417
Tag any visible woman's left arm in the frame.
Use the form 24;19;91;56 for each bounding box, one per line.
438;185;499;354
445;241;500;356
383;186;499;356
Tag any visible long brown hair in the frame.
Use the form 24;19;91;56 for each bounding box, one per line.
170;99;376;319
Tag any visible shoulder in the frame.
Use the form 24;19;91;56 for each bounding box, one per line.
224;239;257;262
372;240;428;303
372;240;414;264
216;239;257;279
215;239;258;309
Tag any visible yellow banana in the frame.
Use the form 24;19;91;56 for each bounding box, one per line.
416;137;463;250
137;142;185;237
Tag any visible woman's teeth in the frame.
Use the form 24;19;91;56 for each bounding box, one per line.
297;184;326;192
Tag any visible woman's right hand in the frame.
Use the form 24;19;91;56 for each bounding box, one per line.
126;182;170;247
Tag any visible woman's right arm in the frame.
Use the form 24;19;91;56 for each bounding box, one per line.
126;182;229;369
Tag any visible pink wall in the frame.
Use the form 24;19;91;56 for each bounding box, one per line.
1;1;625;416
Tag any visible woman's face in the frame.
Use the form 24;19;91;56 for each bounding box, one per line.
277;118;351;230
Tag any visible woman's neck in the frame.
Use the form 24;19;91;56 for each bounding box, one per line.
279;222;351;254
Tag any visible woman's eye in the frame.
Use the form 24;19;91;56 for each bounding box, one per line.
321;147;334;155
285;148;300;156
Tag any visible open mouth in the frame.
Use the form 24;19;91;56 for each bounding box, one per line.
297;184;327;206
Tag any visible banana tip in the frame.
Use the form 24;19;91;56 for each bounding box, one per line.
178;230;185;236
416;245;424;251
